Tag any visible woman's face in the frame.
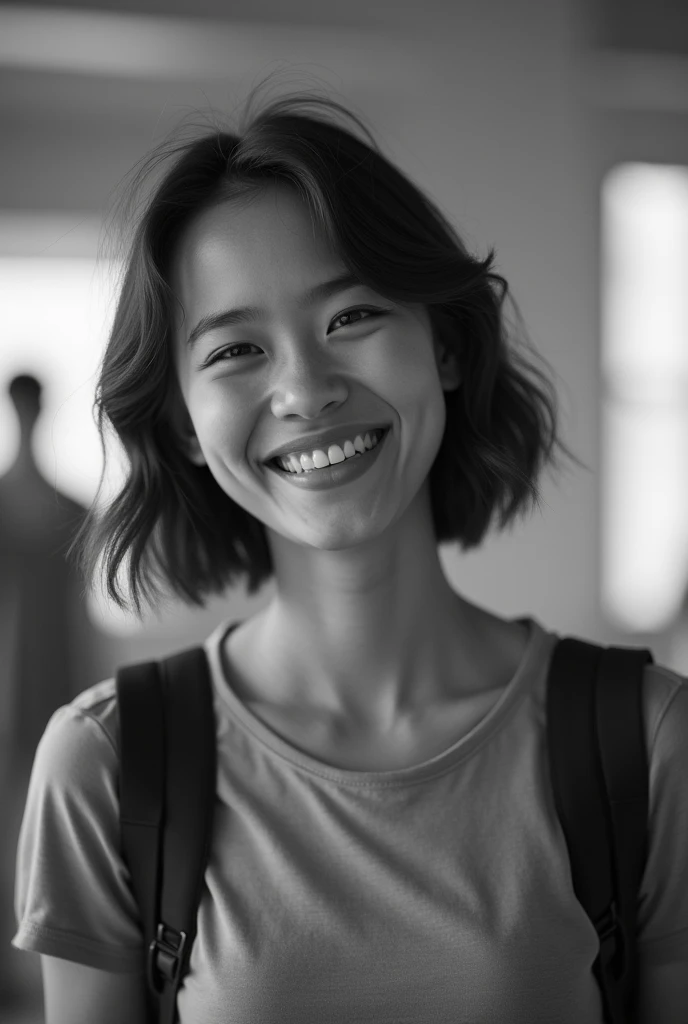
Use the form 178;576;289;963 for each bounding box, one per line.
170;183;459;551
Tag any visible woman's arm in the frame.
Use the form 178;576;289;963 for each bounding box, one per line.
41;954;149;1024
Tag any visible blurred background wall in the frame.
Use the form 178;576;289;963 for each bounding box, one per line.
1;0;688;1017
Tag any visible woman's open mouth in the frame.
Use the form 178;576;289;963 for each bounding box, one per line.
265;426;391;492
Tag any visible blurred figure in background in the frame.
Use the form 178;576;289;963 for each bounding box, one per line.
0;374;104;1012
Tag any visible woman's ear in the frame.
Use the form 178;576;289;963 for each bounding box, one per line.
430;309;462;393
180;426;207;467
434;335;462;393
167;390;207;467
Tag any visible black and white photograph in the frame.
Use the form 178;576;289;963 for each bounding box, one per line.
1;1;687;1022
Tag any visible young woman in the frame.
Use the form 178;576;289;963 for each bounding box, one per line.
12;87;688;1023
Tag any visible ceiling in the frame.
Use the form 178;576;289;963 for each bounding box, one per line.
4;0;688;53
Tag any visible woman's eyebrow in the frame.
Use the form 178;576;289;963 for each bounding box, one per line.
186;271;362;350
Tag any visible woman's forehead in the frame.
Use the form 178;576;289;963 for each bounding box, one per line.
175;186;334;282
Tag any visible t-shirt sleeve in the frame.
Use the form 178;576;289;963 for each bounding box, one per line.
635;670;688;1020
12;701;146;974
637;671;688;949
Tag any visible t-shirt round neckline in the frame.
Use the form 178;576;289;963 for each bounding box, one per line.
206;614;552;783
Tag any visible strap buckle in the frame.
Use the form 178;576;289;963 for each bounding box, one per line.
594;900;619;945
594;899;628;980
147;922;188;994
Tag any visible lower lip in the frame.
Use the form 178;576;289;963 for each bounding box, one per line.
265;429;390;491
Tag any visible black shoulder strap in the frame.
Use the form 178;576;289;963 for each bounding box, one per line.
117;645;216;1024
547;637;653;1024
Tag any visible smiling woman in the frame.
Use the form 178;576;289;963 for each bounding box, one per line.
16;75;688;1024
63;85;582;617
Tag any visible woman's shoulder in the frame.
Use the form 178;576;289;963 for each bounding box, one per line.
642;657;686;697
530;621;687;754
641;658;688;758
35;677;120;780
71;675;119;719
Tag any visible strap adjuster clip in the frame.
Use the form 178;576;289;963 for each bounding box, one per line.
594;899;629;980
147;922;188;994
594;900;620;946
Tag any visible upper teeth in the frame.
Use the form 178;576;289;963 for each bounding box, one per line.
276;430;384;473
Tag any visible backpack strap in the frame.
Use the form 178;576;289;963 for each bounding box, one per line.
117;657;164;1023
117;646;216;1024
547;637;653;1024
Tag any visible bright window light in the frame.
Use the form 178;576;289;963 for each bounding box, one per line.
0;212;136;632
0;255;122;501
601;164;688;633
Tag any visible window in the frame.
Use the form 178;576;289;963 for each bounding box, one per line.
600;164;688;633
0;211;131;630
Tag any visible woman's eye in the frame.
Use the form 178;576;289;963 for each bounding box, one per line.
202;342;258;367
329;306;384;331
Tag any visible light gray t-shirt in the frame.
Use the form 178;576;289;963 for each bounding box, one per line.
12;615;688;1022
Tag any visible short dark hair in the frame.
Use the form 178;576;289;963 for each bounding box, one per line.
68;83;586;620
